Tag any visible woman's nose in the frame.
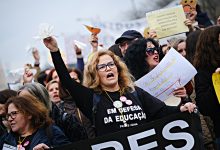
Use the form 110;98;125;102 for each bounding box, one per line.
154;50;158;54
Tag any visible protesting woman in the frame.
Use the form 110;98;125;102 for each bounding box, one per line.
43;36;196;136
0;95;69;150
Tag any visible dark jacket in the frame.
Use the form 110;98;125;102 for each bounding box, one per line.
195;68;220;137
0;118;7;137
0;125;70;149
50;102;89;142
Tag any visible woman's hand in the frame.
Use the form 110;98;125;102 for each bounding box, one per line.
74;44;82;56
180;102;196;113
33;143;49;150
32;48;40;61
173;87;187;98
148;29;158;39
43;37;59;52
184;19;194;31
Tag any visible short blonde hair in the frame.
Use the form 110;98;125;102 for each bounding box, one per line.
83;50;135;93
46;79;58;90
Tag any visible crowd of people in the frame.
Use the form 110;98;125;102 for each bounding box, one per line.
0;3;220;150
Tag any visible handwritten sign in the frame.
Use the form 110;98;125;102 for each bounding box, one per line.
146;5;189;38
135;48;197;101
212;73;220;104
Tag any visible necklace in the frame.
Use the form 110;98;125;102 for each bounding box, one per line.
104;90;123;108
18;136;27;145
104;90;128;127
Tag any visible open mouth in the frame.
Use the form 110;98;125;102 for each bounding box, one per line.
153;55;159;62
107;73;114;78
27;73;33;77
53;94;59;98
190;13;194;17
10;122;16;127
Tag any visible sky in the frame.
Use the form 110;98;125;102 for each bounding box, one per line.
0;0;146;73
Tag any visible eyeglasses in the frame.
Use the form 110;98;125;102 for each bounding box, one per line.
96;61;116;72
5;111;20;120
146;47;158;56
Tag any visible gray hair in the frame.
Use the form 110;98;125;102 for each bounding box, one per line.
18;82;52;111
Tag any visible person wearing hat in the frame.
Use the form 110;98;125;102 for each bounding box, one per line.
114;30;143;58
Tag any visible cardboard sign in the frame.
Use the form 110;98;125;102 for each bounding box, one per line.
52;112;203;150
146;5;189;38
212;72;220;104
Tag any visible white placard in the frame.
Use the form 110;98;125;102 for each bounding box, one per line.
135;48;197;101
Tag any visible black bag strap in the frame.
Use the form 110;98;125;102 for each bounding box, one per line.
92;93;101;129
130;90;143;108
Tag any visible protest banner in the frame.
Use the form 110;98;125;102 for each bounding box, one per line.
52;112;203;150
146;5;189;38
135;48;197;101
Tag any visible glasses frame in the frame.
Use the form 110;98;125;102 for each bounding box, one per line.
96;61;116;72
5;111;20;120
146;47;159;56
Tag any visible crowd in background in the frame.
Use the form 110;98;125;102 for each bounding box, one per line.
0;3;220;150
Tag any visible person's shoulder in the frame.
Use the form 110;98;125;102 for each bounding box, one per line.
0;132;16;146
50;124;63;133
134;86;148;94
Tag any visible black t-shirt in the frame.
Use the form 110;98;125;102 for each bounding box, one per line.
51;51;180;137
95;91;147;136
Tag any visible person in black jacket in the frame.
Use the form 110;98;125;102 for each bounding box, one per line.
43;36;196;137
193;25;220;149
